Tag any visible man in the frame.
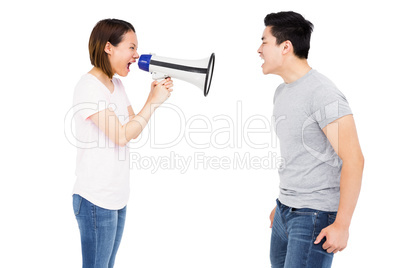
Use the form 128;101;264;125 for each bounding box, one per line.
257;11;364;268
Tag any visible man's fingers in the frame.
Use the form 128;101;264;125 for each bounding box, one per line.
314;230;326;244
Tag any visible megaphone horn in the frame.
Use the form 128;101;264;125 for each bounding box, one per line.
138;53;215;97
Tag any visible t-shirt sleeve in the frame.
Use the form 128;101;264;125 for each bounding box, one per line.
311;86;353;129
73;78;110;120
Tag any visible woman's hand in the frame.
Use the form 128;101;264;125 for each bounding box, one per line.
147;77;174;108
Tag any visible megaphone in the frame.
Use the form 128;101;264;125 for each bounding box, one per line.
138;53;215;97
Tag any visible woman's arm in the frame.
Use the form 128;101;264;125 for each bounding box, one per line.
89;78;173;147
128;105;135;121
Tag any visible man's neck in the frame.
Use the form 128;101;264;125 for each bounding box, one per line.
279;58;312;84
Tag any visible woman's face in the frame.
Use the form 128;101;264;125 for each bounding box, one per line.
107;30;139;77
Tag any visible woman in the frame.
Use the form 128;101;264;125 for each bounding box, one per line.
72;19;173;267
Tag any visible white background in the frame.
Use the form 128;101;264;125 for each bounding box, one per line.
1;0;401;267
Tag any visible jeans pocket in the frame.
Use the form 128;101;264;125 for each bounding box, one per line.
328;213;337;225
73;194;83;216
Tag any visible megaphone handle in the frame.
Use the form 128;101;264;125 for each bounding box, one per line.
151;72;169;81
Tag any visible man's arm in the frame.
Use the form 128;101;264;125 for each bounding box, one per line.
314;114;364;253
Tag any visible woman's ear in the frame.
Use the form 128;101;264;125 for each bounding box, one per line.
104;42;113;55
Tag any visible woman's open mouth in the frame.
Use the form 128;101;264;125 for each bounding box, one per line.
127;62;133;71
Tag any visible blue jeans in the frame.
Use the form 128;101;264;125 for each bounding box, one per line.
270;199;337;268
73;194;127;268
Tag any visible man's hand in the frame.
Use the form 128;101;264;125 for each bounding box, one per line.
269;206;276;228
314;222;349;254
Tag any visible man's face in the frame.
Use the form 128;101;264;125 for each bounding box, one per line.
257;26;283;75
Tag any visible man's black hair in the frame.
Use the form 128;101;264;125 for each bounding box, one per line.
264;11;314;59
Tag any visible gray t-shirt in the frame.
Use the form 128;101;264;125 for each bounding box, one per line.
273;69;352;212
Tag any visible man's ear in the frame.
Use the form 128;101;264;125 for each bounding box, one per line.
282;40;293;55
104;42;113;55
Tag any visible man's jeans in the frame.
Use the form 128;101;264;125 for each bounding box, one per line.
73;194;126;268
270;199;337;268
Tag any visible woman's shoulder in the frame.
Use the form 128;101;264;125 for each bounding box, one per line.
74;73;110;95
73;73;110;103
76;73;101;87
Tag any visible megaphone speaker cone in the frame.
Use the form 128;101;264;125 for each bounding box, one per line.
137;53;215;97
204;53;215;97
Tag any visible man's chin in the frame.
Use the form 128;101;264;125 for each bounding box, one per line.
261;64;270;75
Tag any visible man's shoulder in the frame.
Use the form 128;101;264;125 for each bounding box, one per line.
309;70;337;89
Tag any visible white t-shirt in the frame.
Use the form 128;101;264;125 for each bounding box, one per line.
72;73;131;210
